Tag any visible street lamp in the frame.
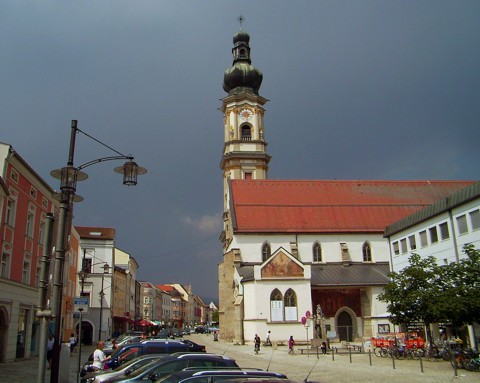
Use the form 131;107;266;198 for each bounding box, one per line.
47;120;146;383
98;263;110;341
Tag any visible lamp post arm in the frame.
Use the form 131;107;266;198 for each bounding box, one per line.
75;123;129;158
77;155;134;171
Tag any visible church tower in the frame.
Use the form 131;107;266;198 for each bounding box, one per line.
220;29;271;210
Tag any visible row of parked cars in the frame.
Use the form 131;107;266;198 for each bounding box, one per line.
81;337;292;383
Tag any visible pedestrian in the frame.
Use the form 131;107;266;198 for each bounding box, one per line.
254;334;261;354
265;330;272;346
47;334;54;370
321;341;327;355
92;341;107;371
288;335;295;355
69;333;76;354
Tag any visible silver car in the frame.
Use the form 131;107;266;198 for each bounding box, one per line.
81;354;167;383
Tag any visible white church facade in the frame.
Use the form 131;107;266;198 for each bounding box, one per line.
217;29;474;345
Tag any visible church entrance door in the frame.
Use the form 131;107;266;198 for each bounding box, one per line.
337;311;353;341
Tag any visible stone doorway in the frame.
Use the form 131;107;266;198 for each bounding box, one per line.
337;311;353;342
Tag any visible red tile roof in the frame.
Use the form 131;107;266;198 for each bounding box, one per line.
75;226;116;240
229;180;475;233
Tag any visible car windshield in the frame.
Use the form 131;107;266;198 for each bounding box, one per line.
113;356;160;372
125;358;168;378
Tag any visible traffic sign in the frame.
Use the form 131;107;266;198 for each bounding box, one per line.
74;296;89;313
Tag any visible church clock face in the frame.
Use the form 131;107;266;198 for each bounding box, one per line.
239;108;253;121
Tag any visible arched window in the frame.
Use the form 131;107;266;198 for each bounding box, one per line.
313;242;322;262
363;241;372;262
241;125;251;141
261;242;271;262
284;289;298;321
270;289;283;321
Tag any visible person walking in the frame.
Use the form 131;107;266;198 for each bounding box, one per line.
69;333;77;354
254;334;261;354
288;335;295;355
46;334;54;370
265;330;272;346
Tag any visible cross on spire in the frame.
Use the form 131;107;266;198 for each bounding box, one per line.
238;15;245;29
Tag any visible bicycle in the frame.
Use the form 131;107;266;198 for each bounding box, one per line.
450;348;478;370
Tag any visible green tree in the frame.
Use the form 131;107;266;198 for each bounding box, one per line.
445;244;480;325
379;244;480;341
378;254;442;328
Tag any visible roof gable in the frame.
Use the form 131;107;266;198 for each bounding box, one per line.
75;226;116;240
261;248;304;279
230;180;475;233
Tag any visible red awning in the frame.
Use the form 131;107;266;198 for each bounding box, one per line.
136;319;154;326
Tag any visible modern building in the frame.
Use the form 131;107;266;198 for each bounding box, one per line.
384;181;480;348
217;30;476;345
0;143;58;361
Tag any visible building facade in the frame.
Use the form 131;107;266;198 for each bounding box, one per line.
76;226;115;344
0;143;58;361
112;248;138;335
384;181;480;348
217;30;476;346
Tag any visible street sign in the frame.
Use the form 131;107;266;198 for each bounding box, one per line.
74;296;89;314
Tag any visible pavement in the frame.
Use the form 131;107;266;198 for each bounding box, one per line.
0;334;478;383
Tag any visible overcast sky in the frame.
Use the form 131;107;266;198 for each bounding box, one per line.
1;1;479;302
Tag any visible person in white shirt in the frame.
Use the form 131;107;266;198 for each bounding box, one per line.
69;333;77;353
92;341;106;370
265;330;272;346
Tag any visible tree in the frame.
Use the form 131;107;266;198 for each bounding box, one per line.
378;244;480;341
378;254;442;329
445;244;480;325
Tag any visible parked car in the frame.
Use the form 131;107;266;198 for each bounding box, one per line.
172;329;183;338
81;354;167;383
100;353;238;382
194;326;206;334
103;340;191;370
179;339;206;353
153;369;288;383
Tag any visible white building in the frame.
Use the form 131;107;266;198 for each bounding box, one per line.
76;226;115;344
384;181;480;348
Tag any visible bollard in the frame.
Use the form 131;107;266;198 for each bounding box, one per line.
368;349;372;366
331;348;335;361
349;347;352;363
419;353;424;373
391;349;396;369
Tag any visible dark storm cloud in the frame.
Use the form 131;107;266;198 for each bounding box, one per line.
1;1;479;300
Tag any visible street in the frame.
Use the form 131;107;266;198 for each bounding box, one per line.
0;334;478;383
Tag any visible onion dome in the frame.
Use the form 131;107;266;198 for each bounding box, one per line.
223;30;263;95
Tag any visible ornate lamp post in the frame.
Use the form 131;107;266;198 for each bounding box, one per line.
98;263;110;341
46;120;146;383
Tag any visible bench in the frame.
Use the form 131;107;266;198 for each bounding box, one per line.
331;345;363;354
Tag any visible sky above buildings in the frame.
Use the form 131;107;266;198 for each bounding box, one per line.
1;1;479;302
